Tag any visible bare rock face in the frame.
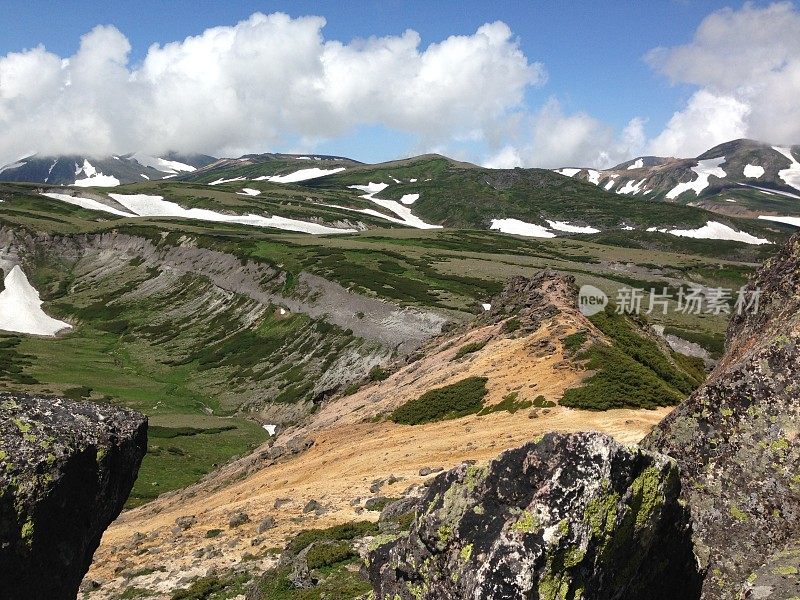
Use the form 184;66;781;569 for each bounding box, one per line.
0;392;147;600
367;432;701;600
643;234;800;599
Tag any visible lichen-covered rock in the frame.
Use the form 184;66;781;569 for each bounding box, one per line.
643;234;800;599
739;543;800;599
367;432;701;600
0;392;147;600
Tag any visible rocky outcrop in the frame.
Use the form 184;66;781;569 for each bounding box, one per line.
0;392;147;600
739;543;800;599
367;432;701;600
643;233;800;599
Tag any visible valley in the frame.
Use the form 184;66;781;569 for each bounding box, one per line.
0;139;798;599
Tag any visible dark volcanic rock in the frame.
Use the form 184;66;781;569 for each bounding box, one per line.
0;392;147;600
368;432;701;600
643;234;800;599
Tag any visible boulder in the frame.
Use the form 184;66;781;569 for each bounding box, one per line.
0;392;147;600
368;432;700;600
643;233;800;599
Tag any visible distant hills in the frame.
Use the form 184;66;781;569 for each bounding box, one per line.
0;152;216;186
557;139;800;219
2;139;799;245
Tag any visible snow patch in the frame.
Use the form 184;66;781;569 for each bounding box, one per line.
41;192;134;217
481;303;491;311
546;220;600;234
399;193;420;205
348;182;389;194
586;169;600;185
490;218;556;238
209;176;246;186
237;188;261;196
666;157;726;199
263;424;277;435
739;183;800;200
73;159;120;187
132;153;197;174
254;167;345;183
758;215;800;227
338;185;439;229
617;179;646;195
107;193;353;234
555;168;581;177
743;164;765;179
409;178;418;183
667;221;769;245
0;266;71;336
772;146;800;191
627;158;644;170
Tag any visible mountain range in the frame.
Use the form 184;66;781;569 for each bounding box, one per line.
558;138;800;220
2;139;799;251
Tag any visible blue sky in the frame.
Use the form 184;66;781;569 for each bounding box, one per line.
1;1;797;166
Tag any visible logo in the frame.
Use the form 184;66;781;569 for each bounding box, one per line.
578;285;608;317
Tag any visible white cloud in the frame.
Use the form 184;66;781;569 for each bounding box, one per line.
646;1;800;153
648;90;750;157
0;14;543;165
484;99;645;169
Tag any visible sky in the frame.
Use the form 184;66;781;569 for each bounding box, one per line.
1;0;799;168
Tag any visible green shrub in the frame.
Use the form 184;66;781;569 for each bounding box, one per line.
672;352;707;384
391;377;489;425
560;345;684;410
368;366;389;382
63;386;92;400
305;541;355;570
287;521;378;555
342;382;361;396
502;318;521;333
560;306;701;411
562;332;587;352
478;391;532;415
205;529;222;539
170;576;225;600
452;340;487;361
170;573;251;600
663;326;725;358
532;395;556;408
589;308;697;394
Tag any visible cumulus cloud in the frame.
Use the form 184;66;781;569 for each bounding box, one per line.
0;13;543;165
646;1;800;154
484;99;646;169
648;90;750;157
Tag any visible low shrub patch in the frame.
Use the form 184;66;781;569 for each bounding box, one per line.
305;541;355;570
391;376;489;425
478;391;532;415
452;340;487;361
287;521;378;556
562;331;587;352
